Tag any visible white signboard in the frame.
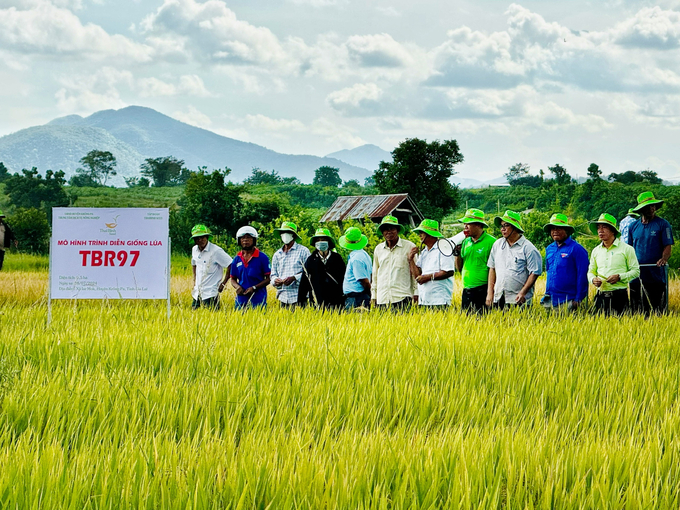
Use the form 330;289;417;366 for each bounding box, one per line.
50;208;169;299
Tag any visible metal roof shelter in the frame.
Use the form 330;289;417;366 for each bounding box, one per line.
320;193;424;227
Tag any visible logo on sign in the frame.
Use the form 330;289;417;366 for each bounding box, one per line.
101;215;119;235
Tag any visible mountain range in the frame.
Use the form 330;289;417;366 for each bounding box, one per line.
0;105;513;188
0;106;376;185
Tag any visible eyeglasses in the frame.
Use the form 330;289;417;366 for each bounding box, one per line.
500;223;513;230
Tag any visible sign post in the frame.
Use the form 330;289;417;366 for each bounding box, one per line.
48;208;170;322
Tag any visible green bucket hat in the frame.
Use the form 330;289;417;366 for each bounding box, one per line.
412;219;444;239
458;208;488;227
273;221;301;240
190;224;213;242
589;213;620;236
0;210;4;217
377;215;403;234
543;213;575;235
632;191;664;213
310;227;336;249
494;210;524;233
339;226;369;251
627;208;640;218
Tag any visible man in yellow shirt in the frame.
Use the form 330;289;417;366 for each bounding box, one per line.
587;213;640;316
371;215;418;310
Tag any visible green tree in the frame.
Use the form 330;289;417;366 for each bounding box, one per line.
374;138;463;221
548;164;572;186
639;169;662;185
180;168;243;236
140;156;190;187
245;168;284;185
4;168;70;216
0;162;9;183
7;207;51;254
313;166;342;187
77;150;117;186
505;162;530;185
587;163;602;181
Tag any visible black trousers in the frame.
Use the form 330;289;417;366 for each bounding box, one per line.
630;278;667;315
0;250;4;271
593;289;629;316
192;296;220;310
376;297;413;311
462;285;488;313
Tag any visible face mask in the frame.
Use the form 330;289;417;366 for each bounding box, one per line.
281;233;294;244
315;241;329;252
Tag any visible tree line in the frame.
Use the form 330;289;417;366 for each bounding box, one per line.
2;139;678;258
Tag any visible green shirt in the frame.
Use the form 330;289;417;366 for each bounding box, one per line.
587;238;640;292
460;232;496;289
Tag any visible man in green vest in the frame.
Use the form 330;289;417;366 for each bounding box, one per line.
454;209;495;313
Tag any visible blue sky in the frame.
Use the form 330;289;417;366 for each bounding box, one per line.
2;0;680;180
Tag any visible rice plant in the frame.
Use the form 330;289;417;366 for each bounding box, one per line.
1;271;679;508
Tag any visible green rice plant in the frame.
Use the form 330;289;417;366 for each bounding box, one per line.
1;272;680;508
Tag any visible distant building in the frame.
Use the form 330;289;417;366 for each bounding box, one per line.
321;193;424;227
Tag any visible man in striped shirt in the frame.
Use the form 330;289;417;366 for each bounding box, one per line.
271;221;310;309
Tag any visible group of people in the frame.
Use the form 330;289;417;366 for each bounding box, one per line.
190;191;674;316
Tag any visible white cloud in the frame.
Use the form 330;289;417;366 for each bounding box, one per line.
55;67;133;113
244;114;306;134
327;83;384;115
0;3;153;61
614;7;680;49
0;0;84;9
140;74;211;96
346;33;413;68
286;0;342;6
172;105;212;128
375;6;400;17
524;101;612;132
138;77;176;97
142;0;291;68
426;3;680;97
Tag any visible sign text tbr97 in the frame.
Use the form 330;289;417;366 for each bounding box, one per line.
79;250;140;267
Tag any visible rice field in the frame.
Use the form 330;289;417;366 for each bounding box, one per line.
1;260;680;508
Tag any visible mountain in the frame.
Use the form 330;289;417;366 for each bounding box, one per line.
0;106;370;185
453;175;508;188
325;144;392;173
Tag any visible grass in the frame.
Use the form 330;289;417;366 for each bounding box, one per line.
1;269;680;507
69;186;184;208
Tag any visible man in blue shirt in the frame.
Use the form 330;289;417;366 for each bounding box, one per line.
230;226;271;309
542;213;589;311
626;192;674;314
339;226;372;310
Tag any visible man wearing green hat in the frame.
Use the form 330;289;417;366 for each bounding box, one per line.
190;224;233;310
626;192;674;314
407;219;455;308
619;208;639;246
271;221;310;309
0;210;18;271
543;213;589;311
587;213;640;316
339;226;373;310
486;210;542;308
454;209;495;313
298;228;346;309
371;216;418;310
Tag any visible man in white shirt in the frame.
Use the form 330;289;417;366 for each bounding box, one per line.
486;210;542;308
190;224;232;310
408;219;454;308
371;215;418;310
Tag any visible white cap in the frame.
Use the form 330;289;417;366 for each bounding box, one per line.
236;225;259;239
